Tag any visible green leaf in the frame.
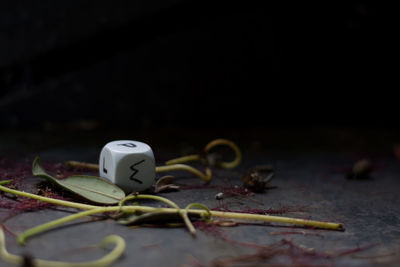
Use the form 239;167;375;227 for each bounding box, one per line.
32;156;125;204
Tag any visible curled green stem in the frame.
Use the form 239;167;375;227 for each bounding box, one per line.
185;203;212;222
165;155;202;165
165;138;242;169
1;225;125;267
155;164;212;183
204;138;241;169
0;184;344;231
0;182;98;210
17;208;114;245
19;194;188;245
119;194;196;236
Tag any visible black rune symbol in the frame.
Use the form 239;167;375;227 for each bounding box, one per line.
129;159;145;184
118;143;137;148
103;158;108;174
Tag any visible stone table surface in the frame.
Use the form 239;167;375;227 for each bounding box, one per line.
0;128;400;266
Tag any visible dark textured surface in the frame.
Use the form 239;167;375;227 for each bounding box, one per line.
1;128;400;266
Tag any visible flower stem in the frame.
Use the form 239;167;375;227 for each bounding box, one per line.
0;183;98;210
165;155;202;165
1;225;125;267
164;138;242;169
155;164;212;183
119;194;197;236
204;138;242;169
17;208;114;245
0;184;344;231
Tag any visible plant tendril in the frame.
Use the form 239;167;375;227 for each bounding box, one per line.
1;225;125;267
0;182;344;244
155;164;212;183
117;194;197;236
165;138;242;169
185;203;212;222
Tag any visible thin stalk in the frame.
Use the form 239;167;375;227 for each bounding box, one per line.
17;208;115;245
0;182;97;210
204;139;242;169
165;155;202;165
155;164;212;183
164;138;242;169
1;226;125;267
119;194;196;236
185;203;212;222
0;185;343;231
136;206;344;230
119;194;180;210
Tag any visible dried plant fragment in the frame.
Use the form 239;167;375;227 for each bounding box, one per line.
154;176;180;193
243;166;274;193
346;159;372;179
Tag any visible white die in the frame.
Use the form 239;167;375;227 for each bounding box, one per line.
99;140;156;192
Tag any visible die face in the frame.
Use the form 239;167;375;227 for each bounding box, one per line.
115;153;155;192
99;147;115;182
103;140;152;155
99;140;156;192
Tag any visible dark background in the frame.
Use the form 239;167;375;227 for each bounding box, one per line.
0;1;396;132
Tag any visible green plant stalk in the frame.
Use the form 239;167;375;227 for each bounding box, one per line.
0;183;343;231
0;181;98;210
185;203;212;222
165;154;202;165
18;202;344;245
119;194;196;236
155;164;212;183
204;138;242;169
135;206;343;230
164;138;242;169
17;208;113;245
1;226;125;267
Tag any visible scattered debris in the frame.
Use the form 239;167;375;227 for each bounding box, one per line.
346;159;372;179
154;176;180;193
215;192;224;200
243;166;275;193
213;220;238;227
